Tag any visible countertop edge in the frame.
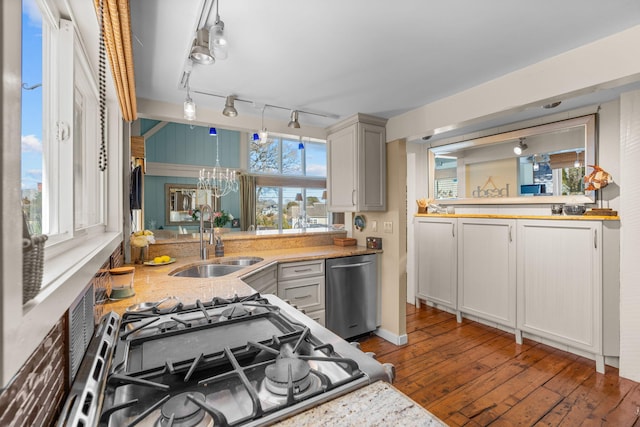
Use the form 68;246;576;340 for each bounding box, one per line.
415;213;619;221
273;381;446;427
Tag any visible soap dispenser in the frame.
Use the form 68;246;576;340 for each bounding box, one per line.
214;233;224;257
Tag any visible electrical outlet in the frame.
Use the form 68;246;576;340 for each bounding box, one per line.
383;221;393;233
371;220;378;232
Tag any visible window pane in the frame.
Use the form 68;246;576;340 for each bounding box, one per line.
281;138;302;175
249;139;278;174
256;186;280;230
21;2;44;234
305;141;326;177
283;188;302;229
305;188;328;227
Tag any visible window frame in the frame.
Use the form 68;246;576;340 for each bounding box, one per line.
249;133;328;231
0;0;123;388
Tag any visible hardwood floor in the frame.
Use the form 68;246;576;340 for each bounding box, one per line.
359;303;640;426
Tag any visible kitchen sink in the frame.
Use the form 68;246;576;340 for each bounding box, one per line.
169;257;263;278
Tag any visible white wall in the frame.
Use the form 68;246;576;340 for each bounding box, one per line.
619;90;640;381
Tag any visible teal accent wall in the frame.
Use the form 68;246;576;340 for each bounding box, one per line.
142;120;241;230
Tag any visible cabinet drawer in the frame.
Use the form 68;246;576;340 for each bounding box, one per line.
278;276;325;313
278;260;324;281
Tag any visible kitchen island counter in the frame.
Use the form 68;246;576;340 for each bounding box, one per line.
101;244;380;315
275;380;446;426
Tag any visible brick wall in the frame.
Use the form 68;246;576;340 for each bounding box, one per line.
0;318;66;427
0;243;124;426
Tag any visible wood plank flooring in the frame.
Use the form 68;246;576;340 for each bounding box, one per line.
358;303;640;426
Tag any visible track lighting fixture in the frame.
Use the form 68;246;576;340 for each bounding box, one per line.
183;74;196;121
513;138;528;155
288;110;301;128
190;28;214;65
209;0;228;60
222;95;238;117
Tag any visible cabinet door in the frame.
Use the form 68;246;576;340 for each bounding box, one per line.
517;220;602;354
416;218;457;309
458;218;516;327
357;122;386;211
326;125;357;211
241;264;277;294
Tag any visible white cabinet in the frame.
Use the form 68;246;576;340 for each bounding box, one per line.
277;260;326;326
240;263;277;295
415;217;457;310
326;114;387;212
516;220;603;369
458;218;516;328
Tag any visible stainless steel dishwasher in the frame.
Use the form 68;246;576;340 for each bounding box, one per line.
326;254;378;339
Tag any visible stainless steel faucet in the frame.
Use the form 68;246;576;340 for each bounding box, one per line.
199;204;214;260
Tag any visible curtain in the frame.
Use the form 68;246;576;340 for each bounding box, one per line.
94;0;137;121
239;174;256;231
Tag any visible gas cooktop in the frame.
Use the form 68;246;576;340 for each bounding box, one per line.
58;293;393;427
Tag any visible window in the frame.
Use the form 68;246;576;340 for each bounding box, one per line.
21;1;106;279
250;135;328;230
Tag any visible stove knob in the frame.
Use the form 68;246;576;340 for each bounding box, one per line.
349;342;361;350
383;363;396;383
365;352;376;358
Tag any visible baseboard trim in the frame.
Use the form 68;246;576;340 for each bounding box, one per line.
374;328;408;346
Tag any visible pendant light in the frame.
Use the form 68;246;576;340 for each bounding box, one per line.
183;74;196;121
574;150;582;168
209;0;228;60
259;106;269;143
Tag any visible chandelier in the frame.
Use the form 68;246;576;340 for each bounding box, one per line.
198;128;238;198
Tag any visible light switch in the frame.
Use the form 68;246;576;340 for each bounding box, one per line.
371;220;378;232
383;221;393;233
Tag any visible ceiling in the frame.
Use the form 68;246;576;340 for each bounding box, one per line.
127;0;640;137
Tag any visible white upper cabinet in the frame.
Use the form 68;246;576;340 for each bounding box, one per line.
326;114;387;212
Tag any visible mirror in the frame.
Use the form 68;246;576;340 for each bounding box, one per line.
164;183;219;226
429;114;596;204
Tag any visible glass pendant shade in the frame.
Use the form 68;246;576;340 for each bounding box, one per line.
184;97;196;121
209;22;228;60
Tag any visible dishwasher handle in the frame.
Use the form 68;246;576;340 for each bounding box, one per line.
329;261;373;269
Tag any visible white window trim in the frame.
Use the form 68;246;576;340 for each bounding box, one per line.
1;1;123;387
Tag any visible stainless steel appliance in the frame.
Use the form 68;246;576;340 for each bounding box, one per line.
326;254;378;339
58;293;393;427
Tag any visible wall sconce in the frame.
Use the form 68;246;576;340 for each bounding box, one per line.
513;138;528;155
222;95;237;117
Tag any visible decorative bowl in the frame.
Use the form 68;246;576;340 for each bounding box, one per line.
563;204;587;215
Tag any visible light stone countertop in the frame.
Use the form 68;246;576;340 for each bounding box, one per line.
274;381;447;427
101;244;380;315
